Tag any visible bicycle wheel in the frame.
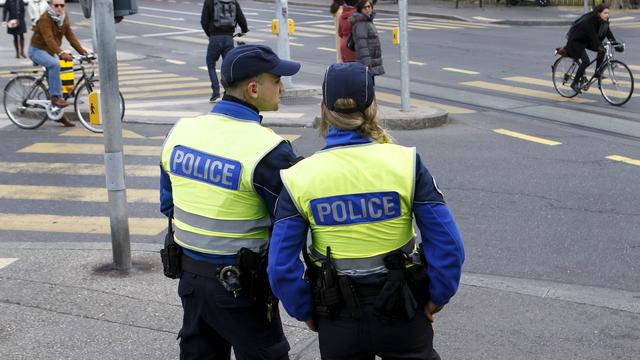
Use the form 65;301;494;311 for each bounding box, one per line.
3;75;49;129
74;81;125;133
599;60;634;106
552;57;579;98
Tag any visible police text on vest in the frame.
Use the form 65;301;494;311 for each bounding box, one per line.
170;146;242;190
310;192;401;226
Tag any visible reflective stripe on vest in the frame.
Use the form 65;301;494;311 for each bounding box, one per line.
174;207;272;234
309;238;417;276
174;228;266;255
281;142;416;269
161;114;284;255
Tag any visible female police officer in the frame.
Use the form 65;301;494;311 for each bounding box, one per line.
268;62;464;359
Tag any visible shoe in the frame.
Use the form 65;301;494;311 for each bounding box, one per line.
51;96;69;108
56;115;75;127
209;94;220;103
570;82;581;94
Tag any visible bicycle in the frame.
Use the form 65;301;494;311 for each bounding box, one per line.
552;40;634;106
3;54;125;132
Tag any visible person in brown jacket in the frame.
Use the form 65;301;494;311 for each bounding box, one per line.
28;0;88;126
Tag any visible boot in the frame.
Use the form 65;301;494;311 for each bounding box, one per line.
56;115;75;127
14;38;20;59
51;96;69;108
19;36;26;58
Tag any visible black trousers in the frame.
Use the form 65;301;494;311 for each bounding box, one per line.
573;48;605;86
317;295;438;360
178;272;290;360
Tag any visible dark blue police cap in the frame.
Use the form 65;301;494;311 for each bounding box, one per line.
221;45;301;84
323;63;374;113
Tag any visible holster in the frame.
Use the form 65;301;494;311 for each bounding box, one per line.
160;218;182;279
305;246;342;318
238;247;270;303
373;250;423;321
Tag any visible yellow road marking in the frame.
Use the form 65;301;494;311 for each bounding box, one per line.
0;161;158;177
0;213;164;236
493;128;562;146
120;81;211;93
628;65;640;71
317;47;336;52
118;73;181;81
126;98;208;109
126;110;202;118
0;185;158;203
462;81;594;103
375;91;475;114
281;134;300;142
443;67;479;75
60;128;145;139
120;76;196;86
118;69;163;75
0;258;18;270
18;143;160;156
503;76;553;87
606;155;640;167
125;88;212;99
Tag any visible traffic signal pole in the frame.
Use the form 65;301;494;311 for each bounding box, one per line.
94;0;131;270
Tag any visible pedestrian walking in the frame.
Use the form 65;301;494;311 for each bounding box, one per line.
337;0;358;63
160;44;301;360
201;0;249;103
2;0;27;59
330;0;344;63
350;0;385;83
268;62;465;360
27;0;49;27
28;0;89;127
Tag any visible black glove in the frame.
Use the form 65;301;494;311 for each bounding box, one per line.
597;46;606;55
614;45;624;53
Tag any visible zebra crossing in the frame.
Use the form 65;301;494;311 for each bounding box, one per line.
0;127;301;237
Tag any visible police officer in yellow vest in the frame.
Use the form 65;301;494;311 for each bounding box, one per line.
268;63;465;360
160;44;301;360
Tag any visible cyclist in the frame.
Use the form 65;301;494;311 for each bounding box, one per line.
28;0;89;127
564;4;623;93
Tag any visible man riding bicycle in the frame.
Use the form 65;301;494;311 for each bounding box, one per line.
563;4;623;94
28;0;89;127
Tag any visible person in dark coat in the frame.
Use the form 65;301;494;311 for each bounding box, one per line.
337;0;358;63
565;4;621;93
2;0;27;58
350;0;385;82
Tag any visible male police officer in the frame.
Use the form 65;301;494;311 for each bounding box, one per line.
160;44;300;360
268;63;464;359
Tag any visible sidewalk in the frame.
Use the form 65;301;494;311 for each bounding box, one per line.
1;241;639;359
261;0;640;26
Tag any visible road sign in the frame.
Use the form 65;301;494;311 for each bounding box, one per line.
89;90;101;125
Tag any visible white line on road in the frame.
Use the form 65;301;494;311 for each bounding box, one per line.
0;258;18;270
443;67;479;75
142;29;200;37
165;59;187;65
139;13;184;21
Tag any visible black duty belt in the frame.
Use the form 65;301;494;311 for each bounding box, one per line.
180;253;235;280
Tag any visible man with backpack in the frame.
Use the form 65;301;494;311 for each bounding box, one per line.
201;0;249;102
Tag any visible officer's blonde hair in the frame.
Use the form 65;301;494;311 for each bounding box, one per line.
320;99;392;144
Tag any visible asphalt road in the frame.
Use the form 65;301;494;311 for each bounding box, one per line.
1;0;639;324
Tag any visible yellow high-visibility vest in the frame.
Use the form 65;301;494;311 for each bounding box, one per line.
281;143;417;274
161;114;284;255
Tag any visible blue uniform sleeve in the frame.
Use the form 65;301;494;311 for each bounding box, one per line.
160;165;174;218
253;141;298;220
267;187;314;321
413;154;464;306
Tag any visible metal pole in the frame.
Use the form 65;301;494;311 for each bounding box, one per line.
276;0;292;88
90;2;98;53
584;0;589;13
399;0;410;112
94;0;131;270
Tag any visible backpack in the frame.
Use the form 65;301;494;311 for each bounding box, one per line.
213;0;237;28
566;12;590;40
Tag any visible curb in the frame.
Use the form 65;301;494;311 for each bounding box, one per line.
313;105;449;130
